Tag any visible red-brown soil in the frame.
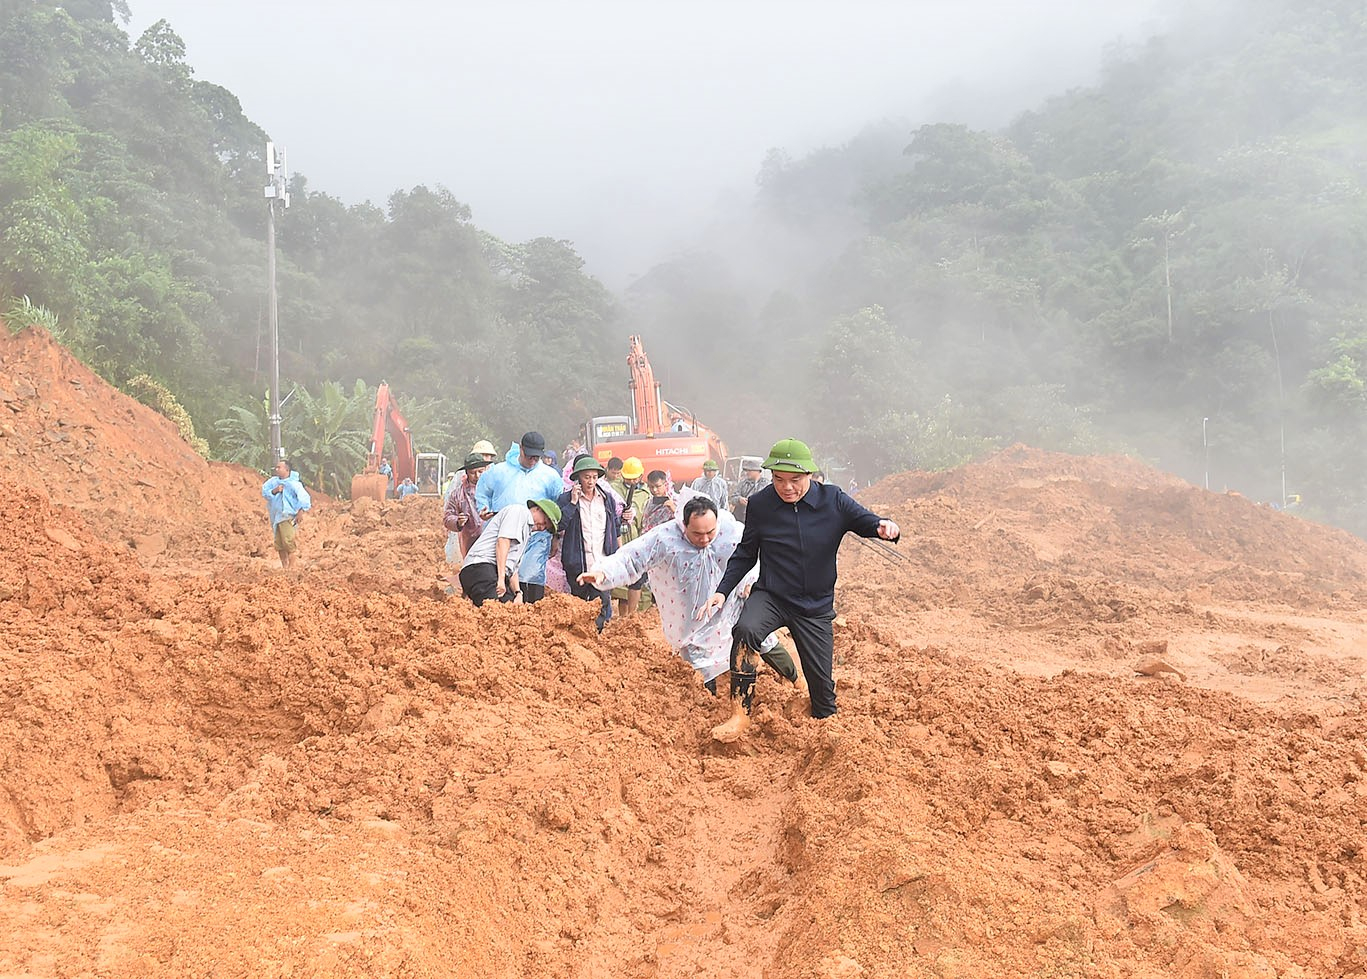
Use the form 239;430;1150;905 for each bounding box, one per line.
2;327;1366;977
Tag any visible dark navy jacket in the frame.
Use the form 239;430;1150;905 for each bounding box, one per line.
716;481;895;616
556;485;621;580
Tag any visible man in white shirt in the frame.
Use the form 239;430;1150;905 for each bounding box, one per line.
557;456;620;630
577;494;796;711
459;498;561;606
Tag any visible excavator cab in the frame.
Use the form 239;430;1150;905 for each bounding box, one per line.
415;453;447;496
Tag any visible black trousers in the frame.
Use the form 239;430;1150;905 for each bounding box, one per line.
569;579;612;631
733;588;837;718
459;563;516;607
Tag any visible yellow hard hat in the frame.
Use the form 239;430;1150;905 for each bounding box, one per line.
622;457;645;479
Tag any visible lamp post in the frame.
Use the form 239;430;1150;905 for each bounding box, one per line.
264;141;290;461
1202;417;1209;491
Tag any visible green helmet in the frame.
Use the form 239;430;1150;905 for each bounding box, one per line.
762;438;816;474
528;498;562;532
571;455;606;477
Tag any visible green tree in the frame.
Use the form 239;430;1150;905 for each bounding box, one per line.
282;379;371;496
806;305;923;478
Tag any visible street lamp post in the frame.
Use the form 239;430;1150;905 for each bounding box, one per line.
264;141;290;461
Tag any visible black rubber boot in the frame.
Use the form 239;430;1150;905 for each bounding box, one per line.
729;671;758;713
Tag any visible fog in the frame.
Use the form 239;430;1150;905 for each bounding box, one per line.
130;1;1172;285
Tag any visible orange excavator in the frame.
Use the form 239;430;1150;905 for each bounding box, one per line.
585;335;727;482
351;382;416;502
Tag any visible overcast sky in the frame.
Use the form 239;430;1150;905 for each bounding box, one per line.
129;1;1172;283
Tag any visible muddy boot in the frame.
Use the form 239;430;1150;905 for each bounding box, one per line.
711;671;755;743
761;642;799;683
712;640;760;743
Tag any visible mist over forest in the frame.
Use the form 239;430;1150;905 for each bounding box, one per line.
4;0;1367;531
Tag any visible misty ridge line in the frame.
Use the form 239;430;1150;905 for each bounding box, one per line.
8;0;1367;536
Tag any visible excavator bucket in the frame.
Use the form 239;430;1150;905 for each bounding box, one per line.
351;472;388;502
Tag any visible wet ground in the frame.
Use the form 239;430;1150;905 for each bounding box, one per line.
2;326;1365;977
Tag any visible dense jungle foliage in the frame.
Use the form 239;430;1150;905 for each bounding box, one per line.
4;0;1367;531
0;0;621;487
630;0;1367;531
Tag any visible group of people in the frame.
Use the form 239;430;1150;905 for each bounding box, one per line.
259;431;899;733
444;432;900;734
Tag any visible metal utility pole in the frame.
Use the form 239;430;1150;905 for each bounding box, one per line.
264;141;291;461
1202;417;1209;490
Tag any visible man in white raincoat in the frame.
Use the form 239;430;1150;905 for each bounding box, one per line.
577;492;798;702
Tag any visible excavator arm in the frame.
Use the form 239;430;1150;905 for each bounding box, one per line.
627;335;665;435
586;336;728;480
352;382;416;501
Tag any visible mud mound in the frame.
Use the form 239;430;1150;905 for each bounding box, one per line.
863;444;1367;603
841;445;1367;704
0;326;265;562
303;495;450;595
5;580;1367;976
6;326;1367;979
0;479;156;851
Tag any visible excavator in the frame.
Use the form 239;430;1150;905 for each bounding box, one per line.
584;335;727;483
351;382;446;501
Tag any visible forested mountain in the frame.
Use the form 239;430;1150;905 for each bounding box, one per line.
0;0;621;484
5;0;1367;531
629;0;1367;532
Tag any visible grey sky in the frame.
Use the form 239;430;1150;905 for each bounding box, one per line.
130;1;1171;283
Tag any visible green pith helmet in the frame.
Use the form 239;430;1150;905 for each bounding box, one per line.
762;438;816;474
528;498;562;532
571;455;606;477
702;459;719;471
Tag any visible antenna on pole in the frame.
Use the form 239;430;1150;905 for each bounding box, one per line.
264;140;291;462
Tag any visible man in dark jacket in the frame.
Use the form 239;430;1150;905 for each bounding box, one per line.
704;438;900;737
557;455;621;630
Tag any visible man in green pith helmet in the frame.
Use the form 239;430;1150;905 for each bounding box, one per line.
557;455;621;631
701;437;901;740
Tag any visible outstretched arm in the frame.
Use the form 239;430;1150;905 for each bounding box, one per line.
839;489;898;541
579;525;661;590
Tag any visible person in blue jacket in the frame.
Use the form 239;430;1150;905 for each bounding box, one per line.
475;431;565;603
261;458;312;569
703;438;900;733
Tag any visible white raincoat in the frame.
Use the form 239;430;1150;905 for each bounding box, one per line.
590;491;775;680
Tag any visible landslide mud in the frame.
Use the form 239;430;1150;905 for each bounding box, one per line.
2;327;1366;977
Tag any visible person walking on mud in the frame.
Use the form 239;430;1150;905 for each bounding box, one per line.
261;458;312;570
443;452;490;566
577;494;797;702
702;438;900;736
459;498;561;606
641;470;678;532
475;432;565;603
690;459;729;511
557;456;621;631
